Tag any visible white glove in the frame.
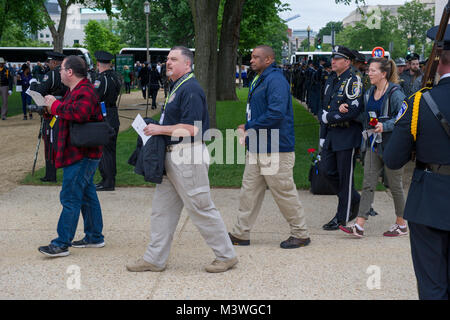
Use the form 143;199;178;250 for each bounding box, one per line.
29;78;37;85
321;111;329;124
320;139;325;148
8;90;12;96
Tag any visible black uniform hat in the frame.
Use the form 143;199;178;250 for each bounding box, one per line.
409;53;420;61
46;51;66;61
426;25;450;50
331;45;355;60
94;50;114;63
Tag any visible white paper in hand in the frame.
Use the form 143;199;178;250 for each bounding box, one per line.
26;89;46;106
132;114;151;146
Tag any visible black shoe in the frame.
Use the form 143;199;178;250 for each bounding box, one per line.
96;184;115;191
280;236;311;249
38;244;69;257
228;233;250;246
29;113;33;119
23;115;27;120
323;217;340;231
95;181;104;188
40;177;57;183
368;207;378;216
72;238;105;248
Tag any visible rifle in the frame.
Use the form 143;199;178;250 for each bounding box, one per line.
422;0;450;88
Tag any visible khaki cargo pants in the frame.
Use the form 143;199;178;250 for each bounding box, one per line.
144;143;236;268
231;152;309;240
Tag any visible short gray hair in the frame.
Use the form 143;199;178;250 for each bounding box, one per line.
171;46;194;68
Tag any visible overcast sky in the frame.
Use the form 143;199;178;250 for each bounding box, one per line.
279;0;409;32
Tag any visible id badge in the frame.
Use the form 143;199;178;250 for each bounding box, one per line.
246;103;251;121
49;116;57;128
159;112;165;125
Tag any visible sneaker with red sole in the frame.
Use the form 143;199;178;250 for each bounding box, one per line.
339;224;364;238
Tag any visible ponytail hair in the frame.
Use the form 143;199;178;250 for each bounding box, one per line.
370;57;399;84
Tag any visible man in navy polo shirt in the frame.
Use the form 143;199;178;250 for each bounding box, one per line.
126;46;237;273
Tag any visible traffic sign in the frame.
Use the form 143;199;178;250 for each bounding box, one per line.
372;47;385;58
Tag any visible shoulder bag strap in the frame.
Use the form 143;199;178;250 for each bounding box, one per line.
422;91;450;138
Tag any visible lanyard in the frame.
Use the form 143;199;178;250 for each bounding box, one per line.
247;74;260;101
162;73;194;114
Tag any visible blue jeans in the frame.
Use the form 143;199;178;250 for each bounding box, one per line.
51;158;104;248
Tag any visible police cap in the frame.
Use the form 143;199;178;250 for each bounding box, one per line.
46;51;66;61
395;58;406;66
94;50;114;63
331;45;355;60
409;53;420;61
426;25;450;50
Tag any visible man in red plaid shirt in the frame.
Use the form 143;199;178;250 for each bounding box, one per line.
38;55;105;257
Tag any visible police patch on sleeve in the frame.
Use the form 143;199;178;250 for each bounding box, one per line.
94;80;101;88
351;82;362;96
395;101;408;123
43;75;49;82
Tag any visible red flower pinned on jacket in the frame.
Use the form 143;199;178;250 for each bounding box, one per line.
307;148;316;154
369;117;378;127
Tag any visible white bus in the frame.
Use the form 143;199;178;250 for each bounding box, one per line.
290;51;390;64
0;47;94;69
119;47;195;64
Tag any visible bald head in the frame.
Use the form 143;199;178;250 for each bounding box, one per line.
251;45;275;74
255;45;275;61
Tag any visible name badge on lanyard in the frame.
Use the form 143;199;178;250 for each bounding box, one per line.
247;75;260;122
160;73;194;125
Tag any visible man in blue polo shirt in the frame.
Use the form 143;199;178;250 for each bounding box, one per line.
228;45;310;249
126;46;237;273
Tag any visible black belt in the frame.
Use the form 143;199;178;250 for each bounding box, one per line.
329;121;350;128
416;161;450;176
166;142;204;153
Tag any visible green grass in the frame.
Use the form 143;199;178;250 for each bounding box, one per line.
2;87;24;117
22;87;373;190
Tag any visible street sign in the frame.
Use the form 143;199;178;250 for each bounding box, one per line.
372;47;385;58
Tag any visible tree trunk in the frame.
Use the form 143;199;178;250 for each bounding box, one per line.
41;0;70;53
189;0;220;129
216;0;245;101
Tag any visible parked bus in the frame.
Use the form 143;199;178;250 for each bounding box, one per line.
118;48;195;64
290;50;390;64
0;47;94;69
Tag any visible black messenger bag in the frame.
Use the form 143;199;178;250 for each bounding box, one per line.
70;121;115;147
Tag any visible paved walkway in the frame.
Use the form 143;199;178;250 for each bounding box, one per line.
0;90;418;299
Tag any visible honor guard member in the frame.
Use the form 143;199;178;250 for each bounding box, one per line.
319;46;363;230
30;51;67;182
93;50;122;191
384;26;450;300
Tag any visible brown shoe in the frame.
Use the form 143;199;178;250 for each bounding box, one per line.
126;258;166;272
383;224;408;237
280;236;311;249
228;233;250;246
205;257;238;273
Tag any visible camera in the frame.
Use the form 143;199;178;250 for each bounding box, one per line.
28;104;46;116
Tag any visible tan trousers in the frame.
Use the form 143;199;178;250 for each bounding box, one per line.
0;86;8;118
143;143;236;268
231;152;309;240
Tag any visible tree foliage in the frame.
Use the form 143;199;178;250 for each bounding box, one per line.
397;0;434;54
84;20;124;60
0;0;47;43
114;0;194;48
